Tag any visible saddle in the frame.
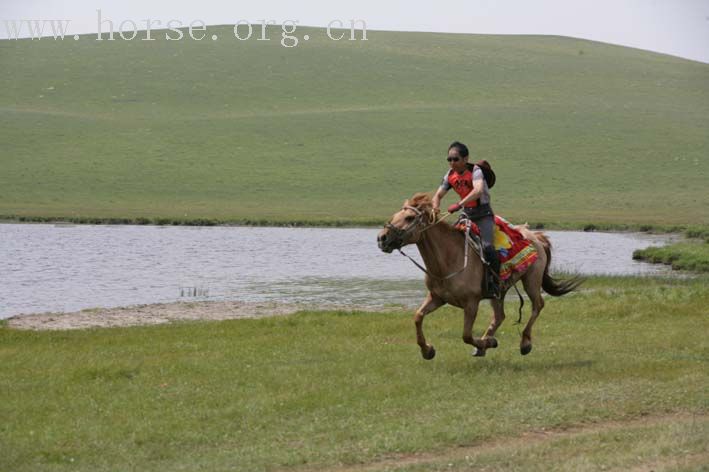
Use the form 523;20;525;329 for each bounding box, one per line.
453;216;500;298
454;214;539;298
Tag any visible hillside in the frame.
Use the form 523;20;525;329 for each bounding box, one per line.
1;26;708;226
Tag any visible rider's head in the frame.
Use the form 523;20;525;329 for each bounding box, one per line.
447;141;469;172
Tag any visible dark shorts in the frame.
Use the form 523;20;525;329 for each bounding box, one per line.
462;204;495;249
462;203;493;220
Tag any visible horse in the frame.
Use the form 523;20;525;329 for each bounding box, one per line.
377;193;583;359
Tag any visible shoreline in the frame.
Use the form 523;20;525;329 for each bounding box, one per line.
1;214;705;236
5;273;701;331
3;300;401;331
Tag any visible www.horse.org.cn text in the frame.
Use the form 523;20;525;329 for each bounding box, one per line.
2;12;369;48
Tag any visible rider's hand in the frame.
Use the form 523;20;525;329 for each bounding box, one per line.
447;203;462;213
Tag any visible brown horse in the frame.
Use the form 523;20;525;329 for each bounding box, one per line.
377;193;582;359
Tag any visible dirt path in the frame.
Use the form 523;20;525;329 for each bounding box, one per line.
306;412;707;472
5;301;388;331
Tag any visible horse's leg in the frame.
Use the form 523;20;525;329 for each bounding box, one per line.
414;292;445;360
481;297;506;349
521;271;545;356
462;299;496;357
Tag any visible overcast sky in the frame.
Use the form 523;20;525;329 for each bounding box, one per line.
2;0;708;63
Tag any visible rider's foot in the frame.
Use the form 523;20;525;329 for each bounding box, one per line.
486;274;501;299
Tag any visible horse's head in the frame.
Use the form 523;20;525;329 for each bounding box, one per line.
377;193;436;253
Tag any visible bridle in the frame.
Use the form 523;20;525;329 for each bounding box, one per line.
384;206;471;281
384;205;433;245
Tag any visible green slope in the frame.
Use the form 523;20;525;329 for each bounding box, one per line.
1;26;708;226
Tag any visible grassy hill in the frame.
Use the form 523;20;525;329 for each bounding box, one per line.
1;26;708;227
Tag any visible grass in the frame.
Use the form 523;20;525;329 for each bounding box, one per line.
633;239;709;272
1;276;707;471
386;416;708;471
1;26;708;227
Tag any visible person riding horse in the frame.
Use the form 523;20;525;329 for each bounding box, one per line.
432;141;500;298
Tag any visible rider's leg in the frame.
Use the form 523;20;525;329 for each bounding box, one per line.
477;215;500;297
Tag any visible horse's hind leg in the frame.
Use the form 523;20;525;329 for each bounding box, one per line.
462;299;496;357
521;272;545;356
414;292;445;360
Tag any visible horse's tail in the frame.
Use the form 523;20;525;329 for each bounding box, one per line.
535;231;585;297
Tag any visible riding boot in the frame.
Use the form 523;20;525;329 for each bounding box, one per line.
483;246;501;299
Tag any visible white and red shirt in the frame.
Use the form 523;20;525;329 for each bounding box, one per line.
439;165;490;208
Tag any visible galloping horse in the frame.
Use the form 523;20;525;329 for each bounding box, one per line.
377;193;582;359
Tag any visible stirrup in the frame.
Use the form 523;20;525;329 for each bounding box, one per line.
485;282;501;299
482;269;501;299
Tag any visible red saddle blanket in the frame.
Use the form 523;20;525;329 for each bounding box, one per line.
455;215;538;281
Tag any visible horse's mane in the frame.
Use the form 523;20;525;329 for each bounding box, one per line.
404;192;455;230
405;192;434;212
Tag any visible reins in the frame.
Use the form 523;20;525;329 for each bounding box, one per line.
396;210;475;281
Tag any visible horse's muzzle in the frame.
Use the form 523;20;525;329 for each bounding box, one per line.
377;229;400;253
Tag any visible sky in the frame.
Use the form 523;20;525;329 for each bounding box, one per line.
2;0;708;63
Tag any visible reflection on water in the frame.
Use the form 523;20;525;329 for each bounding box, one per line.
0;224;677;319
248;277;424;308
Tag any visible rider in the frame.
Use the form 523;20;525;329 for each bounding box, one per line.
432;141;500;298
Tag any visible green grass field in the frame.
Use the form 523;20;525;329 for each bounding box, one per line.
1;27;708;227
634;239;709;272
2;276;707;471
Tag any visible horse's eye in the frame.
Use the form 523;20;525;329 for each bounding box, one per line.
405;216;415;222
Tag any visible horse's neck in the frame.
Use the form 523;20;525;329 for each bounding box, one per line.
416;224;465;275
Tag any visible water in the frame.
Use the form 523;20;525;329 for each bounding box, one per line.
0;223;677;319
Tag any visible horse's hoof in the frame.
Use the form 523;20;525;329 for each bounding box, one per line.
488;337;498;349
472;347;486;357
422;346;436;360
520;344;532;356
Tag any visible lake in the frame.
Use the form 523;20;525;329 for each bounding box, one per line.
0;223;677;319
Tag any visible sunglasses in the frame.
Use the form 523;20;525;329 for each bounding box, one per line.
447;157;461;162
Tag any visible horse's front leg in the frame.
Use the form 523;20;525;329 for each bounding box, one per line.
414;292;445;360
463;299;497;357
481;298;505;348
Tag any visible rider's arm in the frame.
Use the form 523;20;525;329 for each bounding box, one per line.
432;186;448;211
457;167;485;207
432;171;451;210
